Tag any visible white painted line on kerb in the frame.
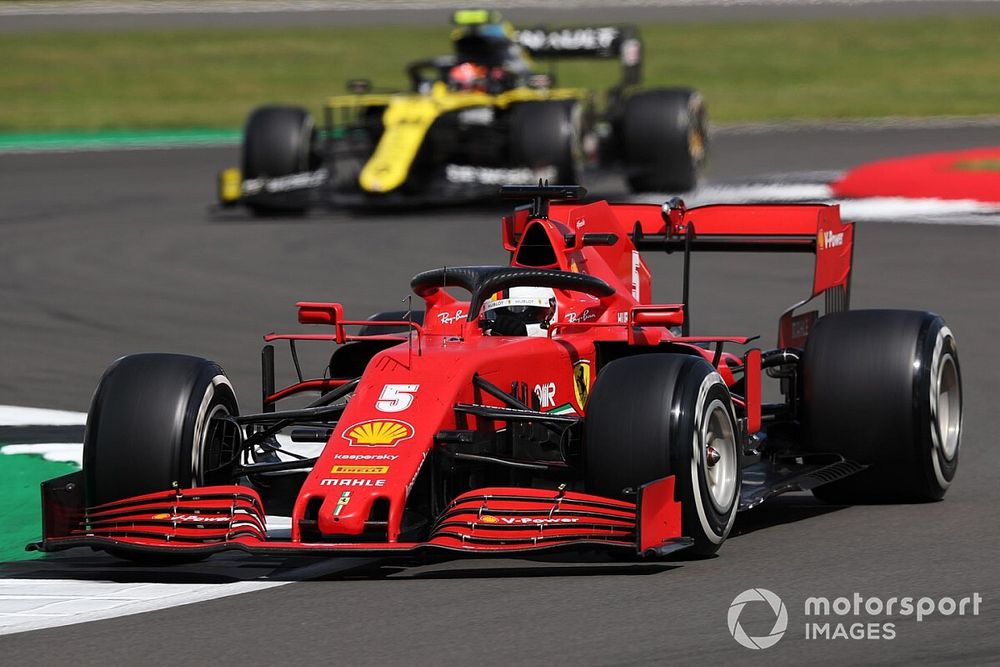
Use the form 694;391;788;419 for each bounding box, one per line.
0;579;286;636
0;408;337;637
0;406;87;427
1;444;83;466
0;554;377;636
635;183;1000;225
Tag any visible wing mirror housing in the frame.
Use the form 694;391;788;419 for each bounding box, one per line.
297;302;344;326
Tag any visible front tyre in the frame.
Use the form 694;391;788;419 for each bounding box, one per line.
622;88;707;193
241;105;318;216
84;353;240;508
804;310;961;502
509;101;583;184
585;354;740;556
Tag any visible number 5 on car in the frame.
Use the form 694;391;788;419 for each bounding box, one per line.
376;384;419;412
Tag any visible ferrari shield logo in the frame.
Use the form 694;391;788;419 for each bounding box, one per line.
573;360;591;408
334;491;351;516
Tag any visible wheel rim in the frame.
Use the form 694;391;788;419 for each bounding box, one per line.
935;353;961;461
199;403;238;485
687;96;707;164
702;399;737;513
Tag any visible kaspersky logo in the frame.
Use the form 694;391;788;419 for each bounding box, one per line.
342;419;414;447
817;229;845;250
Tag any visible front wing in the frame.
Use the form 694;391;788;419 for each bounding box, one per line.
217;164;560;211
31;473;691;559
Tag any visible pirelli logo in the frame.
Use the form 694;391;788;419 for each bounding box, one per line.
330;465;389;475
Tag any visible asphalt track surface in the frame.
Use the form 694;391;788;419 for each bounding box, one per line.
1;123;999;663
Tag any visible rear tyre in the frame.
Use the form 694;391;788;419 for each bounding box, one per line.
241;105;318;215
622;88;706;193
84;354;240;508
510;101;582;184
585;354;740;557
803;310;961;503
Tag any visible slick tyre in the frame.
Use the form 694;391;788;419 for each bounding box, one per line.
84;353;240;508
241;105;318;215
622;88;706;193
510;101;582;184
803;310;961;503
585;354;740;556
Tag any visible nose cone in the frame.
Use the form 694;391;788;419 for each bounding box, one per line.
317;486;375;535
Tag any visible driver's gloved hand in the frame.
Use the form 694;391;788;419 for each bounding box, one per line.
490;314;528;337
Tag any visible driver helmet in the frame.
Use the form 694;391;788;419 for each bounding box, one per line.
483;286;557;337
448;62;489;92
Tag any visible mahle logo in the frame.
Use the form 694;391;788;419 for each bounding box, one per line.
728;588;788;650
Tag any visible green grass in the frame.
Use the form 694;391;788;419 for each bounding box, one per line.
0;450;77;562
956;159;1000;171
2;16;1000;131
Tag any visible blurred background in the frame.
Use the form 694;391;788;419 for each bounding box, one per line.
0;1;998;662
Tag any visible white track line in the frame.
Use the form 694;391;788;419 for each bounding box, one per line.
0;550;376;636
0;406;87;427
0;414;323;633
1;443;83;466
0;406;358;636
637;182;1000;226
0;579;286;636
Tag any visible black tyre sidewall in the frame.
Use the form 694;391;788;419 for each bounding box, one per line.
509;101;581;184
241;105;317;215
84;354;238;507
622;88;706;193
585;354;740;555
913;317;961;496
242;105;315;178
804;310;960;501
671;370;740;551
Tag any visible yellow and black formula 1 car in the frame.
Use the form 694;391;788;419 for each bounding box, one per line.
217;9;707;214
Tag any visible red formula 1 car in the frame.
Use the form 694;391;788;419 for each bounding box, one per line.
33;185;962;561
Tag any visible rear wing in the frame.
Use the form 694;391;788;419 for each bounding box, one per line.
499;188;853;348
616;201;854;347
514;25;642;86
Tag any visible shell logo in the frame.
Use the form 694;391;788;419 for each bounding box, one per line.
342;419;415;447
151;513;170;520
479;515;499;524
